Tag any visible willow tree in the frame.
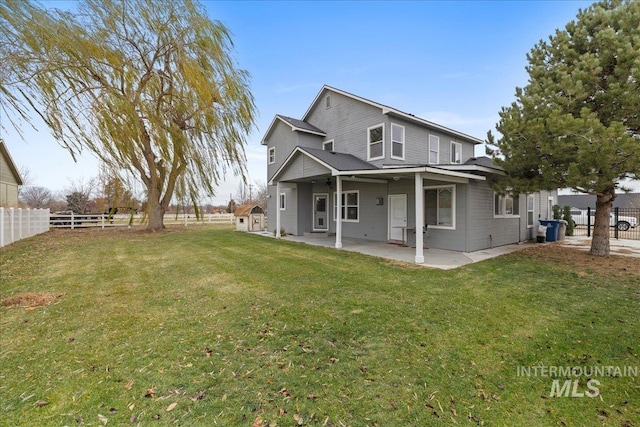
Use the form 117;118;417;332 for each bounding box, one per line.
487;0;640;256
0;0;255;230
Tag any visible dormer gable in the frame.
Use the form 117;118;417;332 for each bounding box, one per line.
261;114;325;145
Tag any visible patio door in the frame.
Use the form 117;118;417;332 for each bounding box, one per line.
388;194;407;241
313;194;328;231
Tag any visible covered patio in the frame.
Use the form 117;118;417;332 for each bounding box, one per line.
255;231;536;270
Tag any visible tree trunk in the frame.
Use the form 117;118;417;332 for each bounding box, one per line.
146;186;166;231
590;187;616;257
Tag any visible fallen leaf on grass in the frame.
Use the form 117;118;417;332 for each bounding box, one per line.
294;413;303;425
124;380;134;390
97;414;108;425
191;391;205;401
252;415;263;427
166;402;177;412
36;400;48;407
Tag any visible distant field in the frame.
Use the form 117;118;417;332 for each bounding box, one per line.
1;226;638;426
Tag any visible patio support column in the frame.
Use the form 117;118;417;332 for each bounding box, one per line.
414;172;425;264
275;181;281;238
335;176;343;249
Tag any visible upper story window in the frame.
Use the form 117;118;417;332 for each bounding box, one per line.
429;135;439;164
367;124;384;161
391;123;405;160
326;95;332;109
268;147;275;164
450;141;462;164
323;140;334;151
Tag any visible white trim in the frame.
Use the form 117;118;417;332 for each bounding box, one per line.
302;86;483;144
322;139;334;151
312;193;329;231
429;134;439;165
333;166;485;181
414;173;425;263
450;141;462;164
268;146;275;165
390;123;405;160
367;123;385;161
424;184;456;230
335;177;343;248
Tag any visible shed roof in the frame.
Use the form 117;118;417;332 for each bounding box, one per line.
234;204;264;216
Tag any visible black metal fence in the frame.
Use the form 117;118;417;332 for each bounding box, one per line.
570;207;640;240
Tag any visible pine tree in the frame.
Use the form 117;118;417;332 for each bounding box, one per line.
487;0;640;256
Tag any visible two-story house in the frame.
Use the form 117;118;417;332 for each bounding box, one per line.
262;86;556;264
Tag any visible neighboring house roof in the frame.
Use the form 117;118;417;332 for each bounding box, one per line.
558;193;640;209
0;140;24;185
303;85;484;145
261;115;326;144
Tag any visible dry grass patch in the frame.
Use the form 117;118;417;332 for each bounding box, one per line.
521;244;640;278
2;292;64;309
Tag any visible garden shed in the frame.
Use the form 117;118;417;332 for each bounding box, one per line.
234;204;265;232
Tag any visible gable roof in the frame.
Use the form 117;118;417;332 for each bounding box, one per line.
268;146;378;184
303;85;484;145
261;115;326;145
0;140;24;185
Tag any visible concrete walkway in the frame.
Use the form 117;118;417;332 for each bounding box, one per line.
252;231;537;269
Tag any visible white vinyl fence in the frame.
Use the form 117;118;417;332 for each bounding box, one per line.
0;207;50;248
49;212;235;229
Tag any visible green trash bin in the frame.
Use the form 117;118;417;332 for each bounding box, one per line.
539;220;560;242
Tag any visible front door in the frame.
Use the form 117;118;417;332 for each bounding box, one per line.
313;194;328;231
388;194;407;241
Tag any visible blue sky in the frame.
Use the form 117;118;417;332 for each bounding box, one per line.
6;0;616;204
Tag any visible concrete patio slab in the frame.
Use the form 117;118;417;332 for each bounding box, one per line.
253;231;537;269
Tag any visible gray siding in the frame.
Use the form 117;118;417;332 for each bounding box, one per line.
265;120;323;182
278;152;331;182
267;184;299;235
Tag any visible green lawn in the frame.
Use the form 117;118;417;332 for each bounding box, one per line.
1;226;638;426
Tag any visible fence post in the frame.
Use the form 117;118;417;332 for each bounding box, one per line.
587;207;591;237
614;207;619;240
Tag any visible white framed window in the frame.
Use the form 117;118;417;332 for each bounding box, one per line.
450;141;462;164
268;147;275;164
527;194;535;227
279;193;286;210
323;140;334;151
391;123;404;160
333;190;359;222
367;124;384;161
326;94;332;109
429;135;439;164
424;185;455;229
494;192;520;217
